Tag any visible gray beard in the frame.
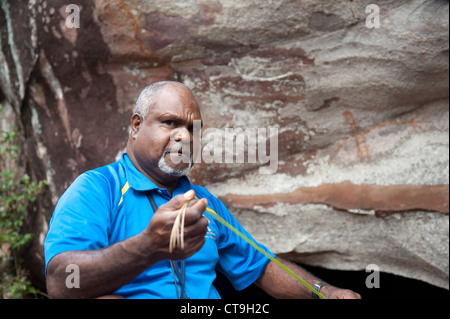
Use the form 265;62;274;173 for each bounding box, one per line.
158;153;193;177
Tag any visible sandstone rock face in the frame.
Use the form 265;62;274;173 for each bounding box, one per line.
0;0;448;290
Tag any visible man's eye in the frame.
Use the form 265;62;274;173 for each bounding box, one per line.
164;120;175;126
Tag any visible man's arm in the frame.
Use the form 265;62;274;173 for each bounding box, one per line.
46;235;153;299
46;190;208;299
254;257;361;299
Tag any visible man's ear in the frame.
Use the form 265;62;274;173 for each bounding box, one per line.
130;113;143;139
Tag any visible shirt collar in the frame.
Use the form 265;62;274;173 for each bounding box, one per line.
119;153;192;193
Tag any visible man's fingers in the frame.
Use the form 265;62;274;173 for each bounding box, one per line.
183;214;209;237
184;198;208;226
154;190;208;227
157;190;195;212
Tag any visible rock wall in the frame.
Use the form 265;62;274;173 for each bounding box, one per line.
0;0;448;290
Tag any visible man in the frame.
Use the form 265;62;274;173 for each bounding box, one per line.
44;81;361;299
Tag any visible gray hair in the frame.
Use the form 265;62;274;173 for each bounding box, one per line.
134;81;194;119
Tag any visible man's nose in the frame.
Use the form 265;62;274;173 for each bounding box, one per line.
172;127;191;142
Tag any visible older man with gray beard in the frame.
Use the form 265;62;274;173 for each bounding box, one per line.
44;81;360;299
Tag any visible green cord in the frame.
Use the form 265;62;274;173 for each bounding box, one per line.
204;205;327;299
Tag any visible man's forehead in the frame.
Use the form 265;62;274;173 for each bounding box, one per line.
149;85;201;118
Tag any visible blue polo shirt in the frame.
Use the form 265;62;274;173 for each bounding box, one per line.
44;153;275;299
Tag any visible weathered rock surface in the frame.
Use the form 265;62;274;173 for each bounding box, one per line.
0;0;448;290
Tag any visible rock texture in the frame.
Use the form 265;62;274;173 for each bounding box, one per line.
0;0;448;290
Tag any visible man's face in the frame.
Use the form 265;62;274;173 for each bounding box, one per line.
130;85;202;184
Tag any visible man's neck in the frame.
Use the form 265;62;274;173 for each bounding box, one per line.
144;173;179;196
127;151;179;196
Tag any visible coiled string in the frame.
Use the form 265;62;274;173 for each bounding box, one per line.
146;192;189;299
169;201;189;299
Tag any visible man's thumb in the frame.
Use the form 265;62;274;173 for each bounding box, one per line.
158;190;195;212
184;190;195;201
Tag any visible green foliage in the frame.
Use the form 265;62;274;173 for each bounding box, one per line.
0;104;47;299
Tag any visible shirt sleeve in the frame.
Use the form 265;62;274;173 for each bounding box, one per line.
204;192;276;291
44;171;112;275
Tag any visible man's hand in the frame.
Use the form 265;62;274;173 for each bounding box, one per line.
321;285;361;299
140;190;209;261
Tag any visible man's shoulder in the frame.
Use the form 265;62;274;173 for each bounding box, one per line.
70;160;125;193
89;160;124;180
56;160;126;210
